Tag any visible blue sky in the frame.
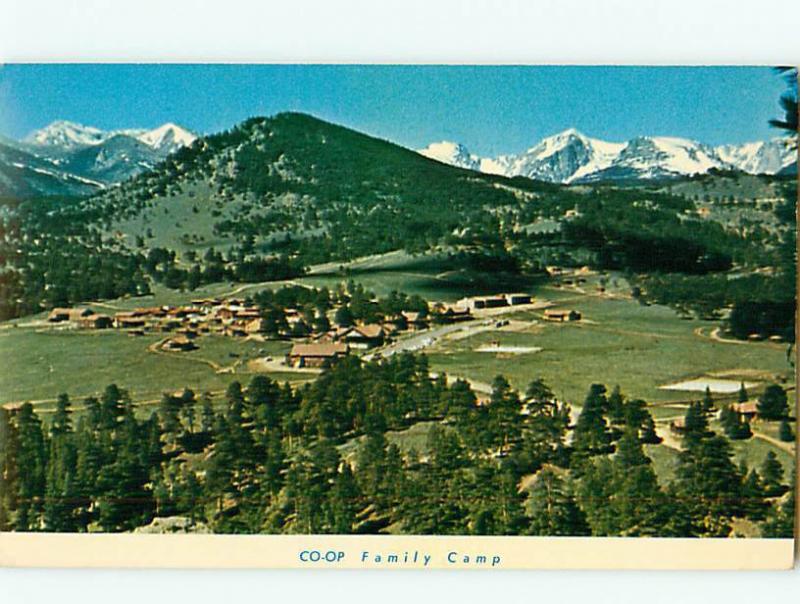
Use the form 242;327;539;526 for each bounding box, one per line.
0;65;791;155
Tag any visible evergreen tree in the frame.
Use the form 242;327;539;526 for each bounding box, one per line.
577;429;669;536
738;382;748;403
200;395;215;433
762;476;795;538
487;375;523;451
44;394;79;531
702;386;715;413
516;381;570;474
607;385;626;427
525;466;590;536
681;402;709;449
328;463;361;533
14;403;46;530
760;451;787;497
640;415;663;444
721;406;753;440
246;374;281;437
757;384;789;420
739;469;769;521
673;435;744;535
572;384;613;464
623;399;649;431
333;305;355;327
175;465;203;522
0;408;19;531
96;403;154;531
99;384;126;432
778;420;795;442
158;392;182;440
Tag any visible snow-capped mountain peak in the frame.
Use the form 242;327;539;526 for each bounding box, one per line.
417;130;796;183
418;141;481;171
715;137;797;175
24;121;197;153
135;123;197;153
17;120;198;187
24;120;107;149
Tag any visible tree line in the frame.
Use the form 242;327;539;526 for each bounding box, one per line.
0;353;793;537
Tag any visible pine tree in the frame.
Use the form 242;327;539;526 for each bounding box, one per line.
96;402;154;531
428;426;467;473
247;375;280;437
44;394;79;532
760;451;786;497
334;305;355;327
721;406;752;440
577;429;669;536
778;420;795;442
487;375;522;451
640;415;663;444
525;466;590;536
673;434;743;534
572;384;613;462
762;476;795;538
682;402;709;449
329;463;361;533
607;385;626;427
738;382;748;403
176;466;203;522
757;384;789;420
14;403;46;531
623;399;649;430
356;429;388;503
0;408;19;531
99;384;126;432
702;386;715;413
200;395;215;433
158;393;182;440
740;469;768;521
518;385;570;474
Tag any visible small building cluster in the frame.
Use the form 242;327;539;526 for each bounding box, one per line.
457;292;533;311
48;307;113;329
46;299;273;348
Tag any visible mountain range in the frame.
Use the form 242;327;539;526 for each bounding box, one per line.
418;129;797;184
0;121;196;197
1;116;796;199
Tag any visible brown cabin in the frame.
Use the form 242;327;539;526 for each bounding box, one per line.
77;313;113;329
730;401;759;419
114;312;146;329
48;307;94;323
287;342;349;368
544;308;581;322
343;324;386;349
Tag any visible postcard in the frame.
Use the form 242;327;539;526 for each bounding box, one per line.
0;65;796;569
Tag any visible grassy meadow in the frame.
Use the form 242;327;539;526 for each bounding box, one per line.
426;285;794;407
0;327;296;411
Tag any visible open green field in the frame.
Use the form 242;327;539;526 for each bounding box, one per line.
300;250;541;302
426;286;794;407
0;327;296;409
